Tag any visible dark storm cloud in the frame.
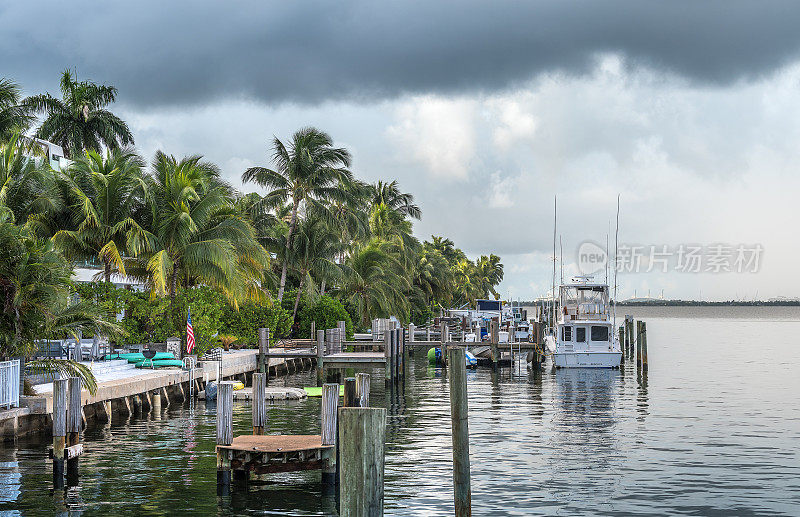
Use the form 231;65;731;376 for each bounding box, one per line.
3;0;800;107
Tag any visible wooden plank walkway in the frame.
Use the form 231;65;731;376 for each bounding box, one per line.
217;435;334;475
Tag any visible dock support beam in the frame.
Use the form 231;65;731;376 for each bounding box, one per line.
344;377;357;408
448;347;472;516
355;373;370;407
641;321;648;371
252;373;267;435
489;319;499;369
52;378;67;488
321;383;339;486
338;407;386;517
384;331;392;385
258;327;270;382
316;329;325;386
636;321;643;369
216;381;234;494
66;377;82;481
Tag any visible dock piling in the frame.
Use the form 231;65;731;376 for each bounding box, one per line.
216;381;235;493
489;319;499;369
321;383;339;486
355;373;370;407
252;373;267;435
338;407;386;517
344;377;358;408
447;347;472;516
66;377;82;480
52;378;67;487
641;322;649;371
384;331;392;385
316;329;325;386
258;328;270;382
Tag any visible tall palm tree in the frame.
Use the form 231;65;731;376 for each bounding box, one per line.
414;247;453;308
131;152;269;338
475;254;504;297
428;235;466;266
53;148;149;282
27;70;133;158
242;127;353;302
287;216;344;319
0;133;61;225
370;180;421;219
0;79;32;142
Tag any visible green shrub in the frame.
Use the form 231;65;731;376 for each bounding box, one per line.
297;295;353;339
220;300;292;346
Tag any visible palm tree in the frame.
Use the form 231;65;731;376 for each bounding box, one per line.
0;221;121;394
339;240;410;326
242;127;353;302
27;70;133;158
0;133;61;225
131;152;269;338
475;254;504;297
53;148;149;282
414;247;453;308
0;79;32;142
287;216;344;319
370;180;421;219
428;235;466;266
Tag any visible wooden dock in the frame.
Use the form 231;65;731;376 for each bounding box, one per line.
218;434;334;475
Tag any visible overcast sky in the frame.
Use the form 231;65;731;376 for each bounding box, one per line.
4;1;800;300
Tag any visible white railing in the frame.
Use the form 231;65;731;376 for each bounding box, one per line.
0;359;21;409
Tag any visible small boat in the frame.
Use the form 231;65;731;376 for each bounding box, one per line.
545;276;622;368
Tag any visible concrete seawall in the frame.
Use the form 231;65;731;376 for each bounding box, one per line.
0;349;315;441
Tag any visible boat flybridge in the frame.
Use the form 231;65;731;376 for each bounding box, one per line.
545;275;622;368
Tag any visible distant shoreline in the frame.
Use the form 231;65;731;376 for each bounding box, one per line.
516;300;800;307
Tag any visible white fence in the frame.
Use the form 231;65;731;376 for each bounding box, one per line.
0;359;20;409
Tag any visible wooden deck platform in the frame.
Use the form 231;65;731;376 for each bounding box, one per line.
323;351;386;367
217;434;334;474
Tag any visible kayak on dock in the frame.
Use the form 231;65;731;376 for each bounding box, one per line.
303;385;345;397
134;358;184;368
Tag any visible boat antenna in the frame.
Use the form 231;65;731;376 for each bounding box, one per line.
613;194;620;331
559;235;564;285
552;195;557;334
606;223;610;285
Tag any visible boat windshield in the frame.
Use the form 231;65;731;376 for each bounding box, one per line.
560;286;608;306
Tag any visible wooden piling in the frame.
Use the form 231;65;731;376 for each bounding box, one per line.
447;347;472;516
641;321;648;371
317;329;325;387
216;381;234;491
440;320;447;344
384;331;392;385
252;372;267;435
311;320;316;340
152;391;161;419
258;328;270;381
321;383;339;486
394;329;401;380
408;323;415;343
66;377;82;477
344;377;358;408
619;326;625;363
52;378;67;487
356;373;370;408
338;407;386;517
636;321;643;369
489;319;499;368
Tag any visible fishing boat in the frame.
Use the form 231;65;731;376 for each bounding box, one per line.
545;276;622;368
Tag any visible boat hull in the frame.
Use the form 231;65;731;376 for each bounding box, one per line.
553;351;622;368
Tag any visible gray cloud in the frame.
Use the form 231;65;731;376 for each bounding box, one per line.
3;1;800;107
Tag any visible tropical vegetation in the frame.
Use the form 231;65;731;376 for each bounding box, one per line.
0;71;505;391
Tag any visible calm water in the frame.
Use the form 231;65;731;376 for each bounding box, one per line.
2;307;799;515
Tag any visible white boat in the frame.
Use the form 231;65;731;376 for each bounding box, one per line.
545;276;621;368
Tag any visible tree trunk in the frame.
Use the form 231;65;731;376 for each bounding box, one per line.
104;258;111;283
320;279;326;296
277;198;300;302
291;276;305;321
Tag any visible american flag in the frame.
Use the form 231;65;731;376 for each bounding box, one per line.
186;307;195;354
